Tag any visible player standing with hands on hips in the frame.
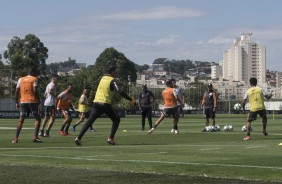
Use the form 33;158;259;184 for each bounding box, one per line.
201;83;217;132
138;84;155;131
242;77;272;140
75;66;135;145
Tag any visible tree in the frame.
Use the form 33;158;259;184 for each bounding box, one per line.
135;63;149;73
153;58;167;64
4;34;48;76
186;82;207;109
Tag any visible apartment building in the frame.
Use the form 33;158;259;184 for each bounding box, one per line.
222;33;266;85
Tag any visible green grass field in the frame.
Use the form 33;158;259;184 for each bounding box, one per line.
0;114;282;184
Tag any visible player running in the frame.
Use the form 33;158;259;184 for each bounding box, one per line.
148;79;179;135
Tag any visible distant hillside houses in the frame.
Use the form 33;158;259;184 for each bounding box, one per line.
136;62;282;100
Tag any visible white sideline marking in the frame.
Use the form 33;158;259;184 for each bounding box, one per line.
140;152;167;155
81;155;114;158
0;143;270;151
1;154;282;170
0;127;34;130
246;146;267;149
200;148;221;151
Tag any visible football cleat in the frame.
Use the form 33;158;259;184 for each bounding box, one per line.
174;130;179;134
39;130;44;137
44;133;50;137
59;130;66;136
107;137;116;145
74;137;81;146
148;128;154;135
244;136;251;140
171;129;175;133
33;138;43;143
12;138;18;144
263;131;268;136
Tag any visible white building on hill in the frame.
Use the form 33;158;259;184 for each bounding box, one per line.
222;33;266;85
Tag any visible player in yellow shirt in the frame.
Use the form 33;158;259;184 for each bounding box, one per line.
72;88;94;132
74;66;135;145
242;77;272;140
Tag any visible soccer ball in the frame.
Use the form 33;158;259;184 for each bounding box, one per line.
242;125;253;132
214;125;220;131
205;125;220;132
205;126;215;132
223;125;233;131
234;103;242;111
205;126;212;132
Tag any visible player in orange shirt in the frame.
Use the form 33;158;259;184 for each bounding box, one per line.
148;79;181;135
57;84;77;136
12;68;42;143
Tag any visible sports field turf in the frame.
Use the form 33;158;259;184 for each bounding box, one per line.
0;114;282;184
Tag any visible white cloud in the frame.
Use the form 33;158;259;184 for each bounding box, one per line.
134;41;153;46
156;35;181;46
97;6;204;21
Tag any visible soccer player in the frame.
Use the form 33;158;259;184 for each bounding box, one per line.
242;77;272;140
72;88;94;132
57;84;76;136
39;74;58;137
138;84;155;130
201;83;217;132
12;68;42;143
74;66;135;145
171;78;185;133
148;79;179;135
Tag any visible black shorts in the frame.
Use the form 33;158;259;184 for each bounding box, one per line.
161;107;178;118
204;107;215;119
57;108;71;118
79;111;90;119
44;105;56;116
20;103;40;117
248;110;267;122
177;105;183;115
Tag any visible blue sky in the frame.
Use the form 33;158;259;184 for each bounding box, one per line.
1;0;282;71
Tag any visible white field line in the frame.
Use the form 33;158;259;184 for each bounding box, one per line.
139;152;167;155
199;148;221;151
0;127;34;130
245;146;267;149
0;153;282;170
0;144;270;151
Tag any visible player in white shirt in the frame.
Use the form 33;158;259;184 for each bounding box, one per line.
39;74;58;137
